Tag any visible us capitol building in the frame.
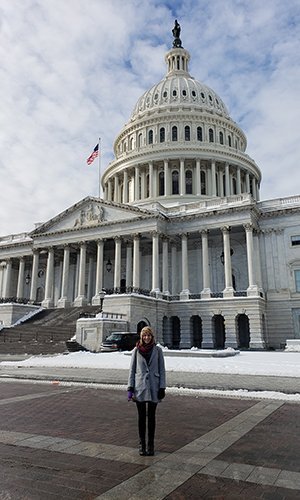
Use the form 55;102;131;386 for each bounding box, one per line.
1;23;300;350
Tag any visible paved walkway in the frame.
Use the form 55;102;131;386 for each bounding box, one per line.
0;378;299;499
0;364;299;394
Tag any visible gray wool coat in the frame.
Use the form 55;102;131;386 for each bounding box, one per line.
128;345;166;403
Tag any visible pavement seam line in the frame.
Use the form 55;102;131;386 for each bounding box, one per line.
0;387;81;406
94;400;285;499
199;459;300;490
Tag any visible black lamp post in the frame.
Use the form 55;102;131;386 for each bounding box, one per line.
99;289;106;312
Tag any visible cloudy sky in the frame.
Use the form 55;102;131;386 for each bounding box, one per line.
1;0;300;236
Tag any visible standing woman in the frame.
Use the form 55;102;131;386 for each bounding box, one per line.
127;326;166;456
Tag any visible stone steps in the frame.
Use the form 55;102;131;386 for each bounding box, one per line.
0;306;99;354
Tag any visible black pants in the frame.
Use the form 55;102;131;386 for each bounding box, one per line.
136;401;157;446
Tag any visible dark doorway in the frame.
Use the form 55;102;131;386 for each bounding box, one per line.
137;320;147;335
171;316;181;349
237;314;250;348
191;315;202;348
213;315;225;349
120;278;126;293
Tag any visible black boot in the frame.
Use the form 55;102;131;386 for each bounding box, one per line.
147;441;154;456
139;440;147;456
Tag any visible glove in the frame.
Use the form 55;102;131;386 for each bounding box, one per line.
127;388;134;401
158;388;165;400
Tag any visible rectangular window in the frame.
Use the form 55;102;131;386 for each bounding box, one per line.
295;270;300;292
291;236;300;246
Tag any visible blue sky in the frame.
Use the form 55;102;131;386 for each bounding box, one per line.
0;0;300;236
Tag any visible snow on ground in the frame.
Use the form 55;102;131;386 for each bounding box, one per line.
1;350;300;378
1;350;300;402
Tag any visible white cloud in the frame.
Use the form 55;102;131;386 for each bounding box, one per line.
0;0;299;235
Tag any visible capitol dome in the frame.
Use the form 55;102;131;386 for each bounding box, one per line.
131;47;230;121
101;24;261;207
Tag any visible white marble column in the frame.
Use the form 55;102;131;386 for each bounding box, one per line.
92;239;104;305
141;170;146;199
30;250;39;302
126;240;133;288
3;259;12;299
114;236;122;291
149;161;154;198
196;159;201;196
42;247;54;308
74;242;88;306
218;167;224;197
225;162;230;196
114;175;119;202
16;257;25;299
134;166;140;200
171;242;177;295
221;226;234;297
201;230;211;298
107;179;112;201
179;159;185;195
57;245;70;308
162;236;170;295
0;262;5;298
123;170;128;203
153;165;158;198
132;234;140;290
254;231;263;291
180;233;190;299
211;160;217;196
151;232;160;294
244;224;259;296
246;172;250;193
164;160;170;196
236;166;241;194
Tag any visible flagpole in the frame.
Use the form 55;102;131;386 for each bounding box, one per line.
98;137;101;198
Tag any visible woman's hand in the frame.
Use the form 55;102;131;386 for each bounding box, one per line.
158;388;165;400
127;388;134;401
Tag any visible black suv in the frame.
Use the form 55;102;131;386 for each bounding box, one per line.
100;332;139;352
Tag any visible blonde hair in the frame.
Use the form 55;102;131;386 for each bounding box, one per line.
140;326;154;340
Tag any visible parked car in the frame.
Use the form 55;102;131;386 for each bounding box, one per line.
100;332;139;352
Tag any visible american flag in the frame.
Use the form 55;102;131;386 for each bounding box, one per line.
86;143;99;165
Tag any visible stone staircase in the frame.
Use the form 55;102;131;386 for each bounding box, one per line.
0;306;99;355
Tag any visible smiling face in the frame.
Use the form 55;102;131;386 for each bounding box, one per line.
141;332;153;344
140;327;154;345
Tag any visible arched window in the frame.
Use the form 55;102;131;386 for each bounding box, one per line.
186;170;193;194
146;174;150;198
201;170;206;195
172;126;178;141
148;130;153;144
197;126;203;141
219;131;224;145
138;133;142;148
130;137;134;150
159;171;164;196
172;170;179;194
160;127;165;143
185;126;190;141
209;128;214;142
228;135;232;147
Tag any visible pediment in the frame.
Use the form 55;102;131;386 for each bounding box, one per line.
30;197;154;236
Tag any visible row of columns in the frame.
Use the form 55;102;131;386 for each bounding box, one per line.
104;159;260;203
0;224;259;307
